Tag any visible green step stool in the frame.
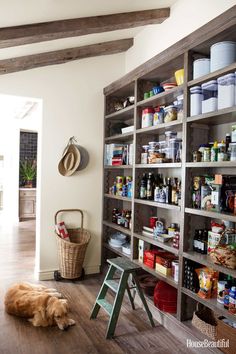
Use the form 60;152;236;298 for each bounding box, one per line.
90;257;155;339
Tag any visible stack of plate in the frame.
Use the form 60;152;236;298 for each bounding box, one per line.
122;242;131;255
108;233;126;248
210;41;236;72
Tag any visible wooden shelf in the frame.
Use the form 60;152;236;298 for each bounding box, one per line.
136;119;182;135
183;251;236;278
181;287;236;322
134;232;179;255
188;62;236;87
103;242;130;259
135;163;181;169
104;165;133;170
186;161;236;168
187;106;236;125
185;207;236;222
105;105;134;120
103;220;132;236
135;198;181;211
104;194;132;202
137;85;184;108
104;131;133;142
133;259;178;289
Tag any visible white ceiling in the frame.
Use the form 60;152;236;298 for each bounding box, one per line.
0;0;177;60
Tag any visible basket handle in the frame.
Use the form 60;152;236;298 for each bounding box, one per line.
54;209;84;230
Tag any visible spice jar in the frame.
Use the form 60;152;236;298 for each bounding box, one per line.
193;150;202;162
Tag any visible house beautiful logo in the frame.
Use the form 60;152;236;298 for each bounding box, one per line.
186;339;229;348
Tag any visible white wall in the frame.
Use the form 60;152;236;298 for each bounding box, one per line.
0;54;125;279
125;0;236;72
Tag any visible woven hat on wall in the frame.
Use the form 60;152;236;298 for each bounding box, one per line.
58;137;89;176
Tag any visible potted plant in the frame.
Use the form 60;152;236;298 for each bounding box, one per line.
20;159;37;188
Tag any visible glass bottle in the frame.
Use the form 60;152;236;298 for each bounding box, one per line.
139;173;147;199
147;173;154;200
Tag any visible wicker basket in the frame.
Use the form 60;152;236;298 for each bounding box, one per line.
216;316;236;354
191;303;217;340
55;209;91;279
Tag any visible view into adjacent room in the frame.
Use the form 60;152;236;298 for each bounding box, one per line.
0;94;42;280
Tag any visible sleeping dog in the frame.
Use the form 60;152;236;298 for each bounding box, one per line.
4;282;75;330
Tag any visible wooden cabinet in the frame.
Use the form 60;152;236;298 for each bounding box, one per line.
19;188;36;221
102;5;236;340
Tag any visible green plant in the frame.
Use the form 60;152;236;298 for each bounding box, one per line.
20;160;37;182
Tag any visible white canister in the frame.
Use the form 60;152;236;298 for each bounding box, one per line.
210;41;236;72
193;58;210;79
230;142;236;161
201;80;218;113
217;73;235;109
190;86;203;116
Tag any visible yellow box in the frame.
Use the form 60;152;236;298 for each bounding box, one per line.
155;263;172;276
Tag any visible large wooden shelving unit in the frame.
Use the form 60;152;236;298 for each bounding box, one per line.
101;5;236;344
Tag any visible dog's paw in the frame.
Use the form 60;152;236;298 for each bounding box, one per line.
68;319;75;326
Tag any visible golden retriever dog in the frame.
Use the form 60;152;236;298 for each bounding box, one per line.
4;282;75;330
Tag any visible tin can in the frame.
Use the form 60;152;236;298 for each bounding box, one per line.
172;261;179;282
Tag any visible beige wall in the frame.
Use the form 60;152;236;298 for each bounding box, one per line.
0;54;125;279
125;0;236;72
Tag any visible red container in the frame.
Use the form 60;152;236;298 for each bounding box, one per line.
154;281;177;313
144;249;162;269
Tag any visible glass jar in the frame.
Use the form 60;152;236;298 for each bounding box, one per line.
169;138;182;162
198;144;207;161
141;145;149;164
218;142;227;161
176;94;184;120
153;106;164;125
203;147;211;162
193;151;202;162
164;105;177;122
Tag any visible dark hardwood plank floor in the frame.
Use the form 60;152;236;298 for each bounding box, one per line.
0;219;192;354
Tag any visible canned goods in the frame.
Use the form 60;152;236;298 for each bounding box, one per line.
172;261;179;282
203;147;211;162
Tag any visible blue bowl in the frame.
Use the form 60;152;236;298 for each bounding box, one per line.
153;86;164;95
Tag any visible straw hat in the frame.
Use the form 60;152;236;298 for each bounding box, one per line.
58;137;89;176
58;143;81;177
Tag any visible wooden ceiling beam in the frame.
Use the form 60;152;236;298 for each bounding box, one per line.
0;38;133;75
0;8;170;48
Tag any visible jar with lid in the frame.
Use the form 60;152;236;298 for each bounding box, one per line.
193;150;202;162
203;147;211;162
176;94;184;120
190;86;203;116
141;145;149;164
201;80;218;113
164;105;177;123
141;107;154;128
218;142;227;161
169;138;182;162
198;144;207;161
153;106;164;125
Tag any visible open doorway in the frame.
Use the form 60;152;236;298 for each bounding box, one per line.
0;93;42;280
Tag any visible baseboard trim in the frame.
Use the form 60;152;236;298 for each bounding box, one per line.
36;265;100;281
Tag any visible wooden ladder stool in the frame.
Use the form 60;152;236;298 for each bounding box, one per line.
90;257;155;339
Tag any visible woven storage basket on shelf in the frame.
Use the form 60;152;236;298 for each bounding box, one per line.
55;209;91;279
192;303;217;340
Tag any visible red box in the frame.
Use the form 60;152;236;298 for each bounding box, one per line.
144;250;163;269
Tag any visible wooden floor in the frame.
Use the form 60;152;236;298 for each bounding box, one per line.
0;219;193;354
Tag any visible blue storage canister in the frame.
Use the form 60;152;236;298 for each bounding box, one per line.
190;86;203;116
217;73;235;109
201;80;218;113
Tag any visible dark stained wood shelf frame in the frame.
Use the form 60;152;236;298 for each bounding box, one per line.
102;5;236;333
